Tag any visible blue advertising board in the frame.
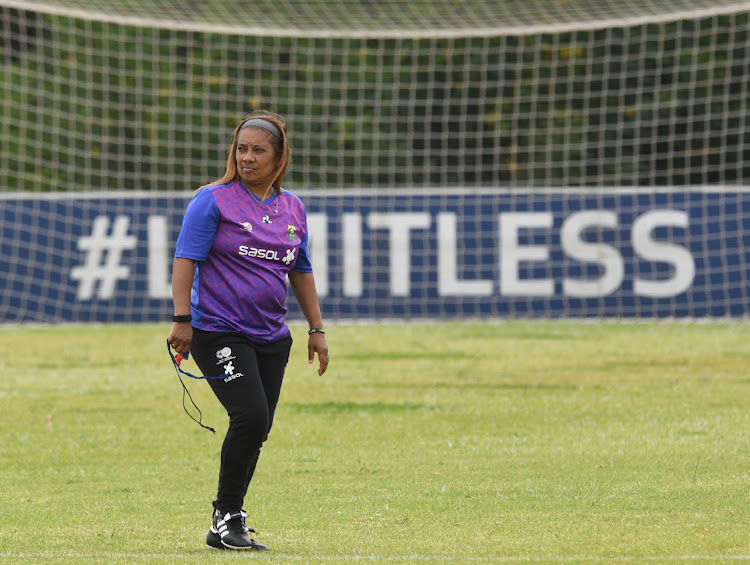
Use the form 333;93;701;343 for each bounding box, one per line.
1;188;749;322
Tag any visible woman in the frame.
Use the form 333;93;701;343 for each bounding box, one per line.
167;110;329;551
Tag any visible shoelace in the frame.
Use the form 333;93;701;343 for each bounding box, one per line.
239;510;258;535
226;510;257;534
219;510;258;536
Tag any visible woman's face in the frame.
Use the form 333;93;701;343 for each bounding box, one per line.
235;126;279;191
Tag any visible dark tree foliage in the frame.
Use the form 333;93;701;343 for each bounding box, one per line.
1;10;748;191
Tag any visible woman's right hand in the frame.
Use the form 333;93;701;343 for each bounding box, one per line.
168;322;193;356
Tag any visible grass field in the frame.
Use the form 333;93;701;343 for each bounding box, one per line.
0;321;748;564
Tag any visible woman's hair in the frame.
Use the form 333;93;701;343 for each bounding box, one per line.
200;110;290;192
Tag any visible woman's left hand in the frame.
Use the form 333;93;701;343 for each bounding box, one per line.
308;333;329;375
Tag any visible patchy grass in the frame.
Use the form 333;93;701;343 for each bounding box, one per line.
0;321;748;563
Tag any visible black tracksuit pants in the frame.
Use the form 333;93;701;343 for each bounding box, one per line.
190;328;292;514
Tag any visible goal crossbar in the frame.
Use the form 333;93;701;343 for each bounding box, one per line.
3;0;750;38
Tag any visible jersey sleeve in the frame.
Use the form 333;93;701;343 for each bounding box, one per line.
292;227;313;273
174;188;220;261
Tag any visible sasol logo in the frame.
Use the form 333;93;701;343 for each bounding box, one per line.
222;360;244;383
238;245;281;261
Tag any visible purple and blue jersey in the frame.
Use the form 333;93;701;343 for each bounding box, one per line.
174;180;312;342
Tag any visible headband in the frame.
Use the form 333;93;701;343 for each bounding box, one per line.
241;118;283;141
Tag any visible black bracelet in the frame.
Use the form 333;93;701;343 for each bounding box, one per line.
173;314;192;323
308;328;325;335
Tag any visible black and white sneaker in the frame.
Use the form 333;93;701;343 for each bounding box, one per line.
206;509;269;551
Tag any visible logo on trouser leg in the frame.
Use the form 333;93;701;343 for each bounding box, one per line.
219;357;244;383
215;347;235;363
213;347;243;382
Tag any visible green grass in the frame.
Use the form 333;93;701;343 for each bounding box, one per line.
0;321;748;564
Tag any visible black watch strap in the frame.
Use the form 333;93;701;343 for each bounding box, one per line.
173;314;192;323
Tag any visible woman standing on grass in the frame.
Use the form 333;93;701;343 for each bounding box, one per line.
167;110;329;551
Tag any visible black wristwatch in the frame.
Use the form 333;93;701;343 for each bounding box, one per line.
173;314;192;323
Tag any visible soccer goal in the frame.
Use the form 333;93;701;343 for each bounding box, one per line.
1;0;749;192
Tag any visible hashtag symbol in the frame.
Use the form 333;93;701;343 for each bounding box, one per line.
70;215;137;300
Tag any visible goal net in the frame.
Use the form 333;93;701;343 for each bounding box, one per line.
1;1;750;322
2;0;749;191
